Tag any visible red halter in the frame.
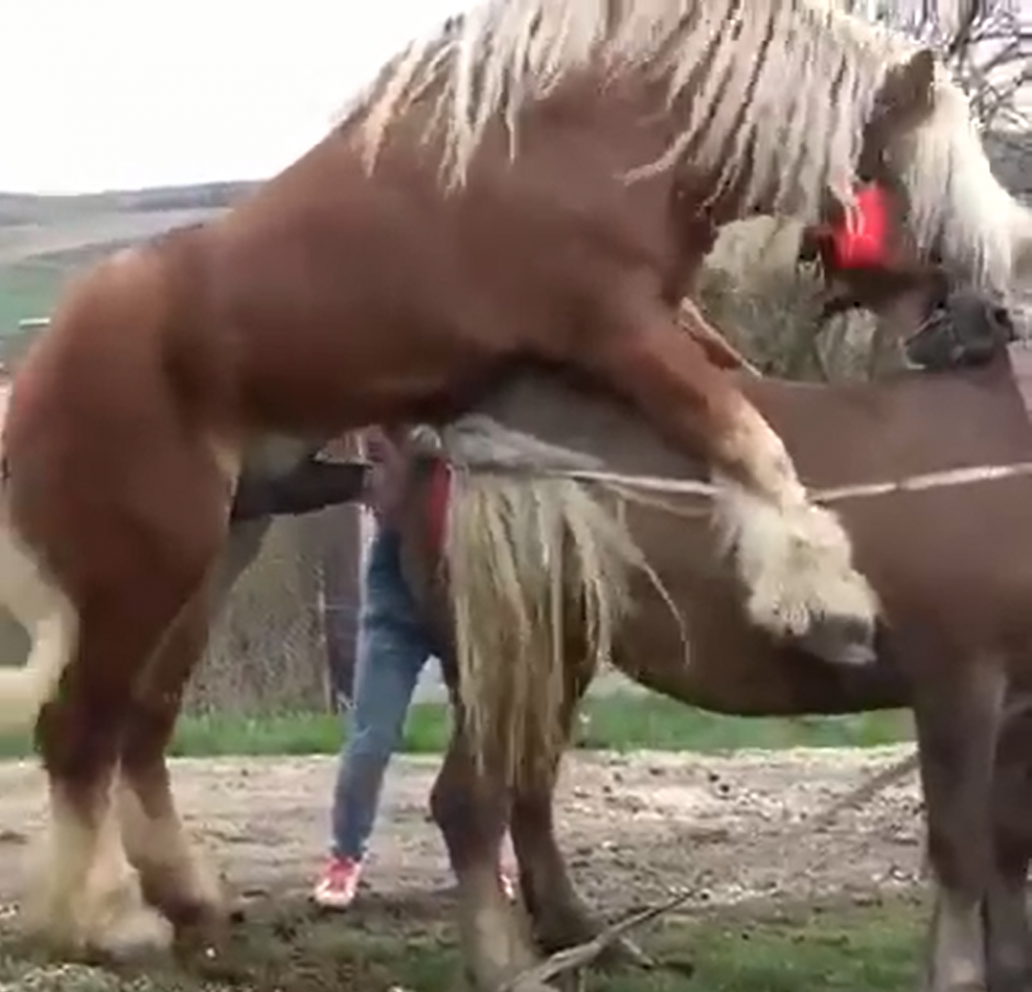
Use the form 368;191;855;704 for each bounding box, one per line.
829;183;890;270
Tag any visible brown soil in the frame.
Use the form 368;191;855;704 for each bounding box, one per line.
0;747;925;991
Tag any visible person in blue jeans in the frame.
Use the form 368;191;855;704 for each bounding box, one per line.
313;428;513;909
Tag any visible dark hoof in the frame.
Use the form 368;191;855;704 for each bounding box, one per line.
795;614;877;667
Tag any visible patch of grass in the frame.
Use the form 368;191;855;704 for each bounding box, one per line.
164;693;910;757
0;262;65;336
570;694;912;752
0;692;912;760
0;893;927;992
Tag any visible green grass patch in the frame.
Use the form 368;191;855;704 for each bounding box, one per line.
0;262;65;334
164;692;911;757
0;691;912;760
0;892;927;992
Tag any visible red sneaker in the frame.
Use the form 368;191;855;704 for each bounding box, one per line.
499;866;517;902
312;856;363;910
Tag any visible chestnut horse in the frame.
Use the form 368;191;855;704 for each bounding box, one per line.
391;306;1032;992
1;0;1031;958
0;201;943;967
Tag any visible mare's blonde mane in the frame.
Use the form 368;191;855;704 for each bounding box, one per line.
350;0;1023;292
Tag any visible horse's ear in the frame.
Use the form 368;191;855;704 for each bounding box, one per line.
880;50;937;126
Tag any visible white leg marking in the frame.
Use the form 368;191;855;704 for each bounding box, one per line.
24;780;172;956
117;774;225;920
457;863;539;991
926;880;986;992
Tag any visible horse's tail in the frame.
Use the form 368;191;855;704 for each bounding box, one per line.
429;416;650;788
0;505;77;733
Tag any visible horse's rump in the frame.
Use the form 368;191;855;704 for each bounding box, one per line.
411;415;689;788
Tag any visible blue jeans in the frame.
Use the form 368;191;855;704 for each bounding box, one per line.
331;524;433;860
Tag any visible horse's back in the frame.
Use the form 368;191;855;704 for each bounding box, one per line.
459;364;1032;707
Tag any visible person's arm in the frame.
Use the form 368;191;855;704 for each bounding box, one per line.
230;459;370;522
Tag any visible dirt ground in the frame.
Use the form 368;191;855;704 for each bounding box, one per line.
0;745;925;923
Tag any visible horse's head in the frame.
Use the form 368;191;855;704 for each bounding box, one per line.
800;174;951;367
802;180;946;324
800;176;1017;375
856;48;1032;301
903;291;1016;373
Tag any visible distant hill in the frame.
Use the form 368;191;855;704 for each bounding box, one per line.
0;126;1027;350
0;180;262;350
0;180;261;227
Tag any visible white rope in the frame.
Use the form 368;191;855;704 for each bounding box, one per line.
529;460;1032;505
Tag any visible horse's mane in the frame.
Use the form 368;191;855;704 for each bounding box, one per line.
355;0;915;204
348;0;1016;292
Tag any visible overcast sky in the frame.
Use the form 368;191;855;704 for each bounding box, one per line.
0;0;464;194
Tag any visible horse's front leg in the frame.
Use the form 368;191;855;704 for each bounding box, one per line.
982;696;1032;990
916;662;1007;992
982;838;1030;992
570;290;878;665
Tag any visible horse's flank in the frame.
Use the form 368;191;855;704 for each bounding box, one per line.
422;353;1032;786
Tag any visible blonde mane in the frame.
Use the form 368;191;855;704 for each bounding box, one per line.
357;0;913;207
352;0;1025;293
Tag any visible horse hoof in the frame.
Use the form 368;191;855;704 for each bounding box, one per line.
796;614;877;667
93;905;175;961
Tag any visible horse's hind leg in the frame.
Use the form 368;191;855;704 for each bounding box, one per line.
509;662;649;969
27;638;174;956
431;717;547;992
569;289;877;665
115;600;225;932
17;455;229;956
29;561;226;956
116;520;271;931
982;840;1030;992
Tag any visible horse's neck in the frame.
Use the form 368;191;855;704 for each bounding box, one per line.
744;356;1032;487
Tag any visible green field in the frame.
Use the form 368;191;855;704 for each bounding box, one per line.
165;694;912;756
0;181;256;341
0;691;913;759
0;261;65;334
